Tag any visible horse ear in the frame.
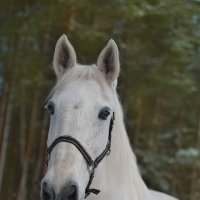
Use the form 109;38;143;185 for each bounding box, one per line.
97;39;120;87
53;34;76;79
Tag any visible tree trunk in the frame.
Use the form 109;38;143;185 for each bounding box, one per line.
17;91;39;200
19;87;26;166
31;113;48;200
134;96;142;148
190;117;200;200
0;85;14;193
0;85;9;149
148;97;162;152
29;9;52;198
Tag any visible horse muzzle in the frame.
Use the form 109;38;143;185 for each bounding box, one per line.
41;181;78;200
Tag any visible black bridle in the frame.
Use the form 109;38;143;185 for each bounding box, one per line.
47;113;115;198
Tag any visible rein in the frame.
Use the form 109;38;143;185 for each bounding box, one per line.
47;113;115;198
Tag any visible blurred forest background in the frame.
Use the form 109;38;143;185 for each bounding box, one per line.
0;0;200;199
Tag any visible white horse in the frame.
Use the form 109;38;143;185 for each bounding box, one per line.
41;34;178;200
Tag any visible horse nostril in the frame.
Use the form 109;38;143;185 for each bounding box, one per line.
42;181;55;200
61;182;78;200
68;185;77;199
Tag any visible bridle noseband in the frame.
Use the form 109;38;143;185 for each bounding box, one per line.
47;113;115;198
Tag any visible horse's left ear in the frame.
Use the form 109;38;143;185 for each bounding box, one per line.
97;39;120;88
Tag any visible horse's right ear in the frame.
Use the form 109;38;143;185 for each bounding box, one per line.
53;34;76;79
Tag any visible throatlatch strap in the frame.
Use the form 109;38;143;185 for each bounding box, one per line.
47;112;115;198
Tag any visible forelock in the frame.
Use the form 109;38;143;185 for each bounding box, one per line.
46;64;108;101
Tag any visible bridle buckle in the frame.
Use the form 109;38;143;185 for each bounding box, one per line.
107;148;111;156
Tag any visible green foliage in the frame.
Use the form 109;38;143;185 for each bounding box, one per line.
0;0;200;199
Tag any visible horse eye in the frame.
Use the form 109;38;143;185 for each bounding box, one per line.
45;102;55;115
98;107;111;120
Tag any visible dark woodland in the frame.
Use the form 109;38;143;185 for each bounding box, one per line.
0;0;200;199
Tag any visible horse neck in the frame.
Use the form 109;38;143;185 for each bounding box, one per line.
92;95;150;200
